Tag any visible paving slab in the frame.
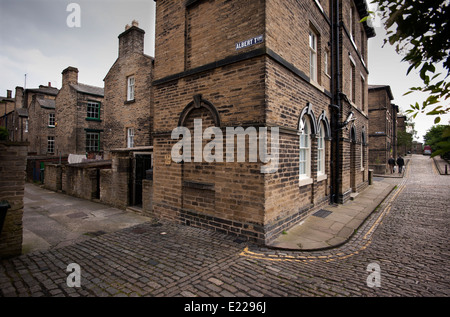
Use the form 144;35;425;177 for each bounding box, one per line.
21;184;153;254
268;177;401;250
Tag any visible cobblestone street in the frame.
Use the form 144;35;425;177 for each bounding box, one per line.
1;155;449;299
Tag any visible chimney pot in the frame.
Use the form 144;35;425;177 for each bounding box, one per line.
7;90;12;98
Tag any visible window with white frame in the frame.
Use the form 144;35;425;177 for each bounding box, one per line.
309;30;318;82
299;118;311;181
127;128;134;148
86;132;100;152
349;59;356;103
361;75;365;111
349;4;355;41
361;143;364;170
127;76;135;101
324;49;330;76
361;131;366;171
48;113;55;127
87;101;100;120
317;123;325;176
47;136;55;154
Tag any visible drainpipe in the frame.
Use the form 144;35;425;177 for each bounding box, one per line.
330;0;342;204
329;0;335;204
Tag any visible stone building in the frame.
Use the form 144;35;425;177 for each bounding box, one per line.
103;20;154;157
0;89;16;120
368;84;398;174
102;21;154;207
0;90;17;140
55;67;104;158
0;87;27;143
411;141;423;154
396;114;409;155
25;84;60;155
1;85;59;145
151;0;375;244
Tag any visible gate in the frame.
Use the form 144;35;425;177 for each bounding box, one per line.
130;153;153;206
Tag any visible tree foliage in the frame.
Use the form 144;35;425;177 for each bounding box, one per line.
366;0;450;123
0;126;8;141
397;130;413;149
424;124;450;158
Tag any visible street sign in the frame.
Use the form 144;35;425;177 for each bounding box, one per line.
235;35;264;50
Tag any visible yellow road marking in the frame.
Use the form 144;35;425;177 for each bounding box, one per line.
240;177;408;263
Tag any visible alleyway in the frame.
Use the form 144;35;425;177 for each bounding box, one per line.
1;155;449;300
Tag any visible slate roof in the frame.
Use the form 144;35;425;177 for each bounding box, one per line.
70;83;104;97
0;96;15;102
37;98;56;109
16;107;28;117
27;86;59;96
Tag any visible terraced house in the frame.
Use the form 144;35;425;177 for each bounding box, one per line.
151;0;375;244
55;66;104;158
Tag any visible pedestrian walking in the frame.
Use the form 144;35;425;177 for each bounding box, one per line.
397;155;405;173
388;156;396;174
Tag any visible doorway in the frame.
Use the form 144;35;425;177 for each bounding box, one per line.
130;152;153;206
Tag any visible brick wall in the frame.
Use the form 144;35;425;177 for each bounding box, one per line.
62;161;111;201
56;67;78;156
28;97;56;155
100;151;130;209
0;141;28;258
266;0;331;92
151;0;373;243
368;86;396;173
142;179;153;216
44;163;63;191
336;0;370;202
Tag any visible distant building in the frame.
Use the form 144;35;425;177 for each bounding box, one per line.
25;84;59;155
411;141;423;154
0;89;18;140
55;66;104;157
0;87;28;143
368;85;398;174
1;85;59;144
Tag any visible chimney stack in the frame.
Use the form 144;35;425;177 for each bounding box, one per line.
15;86;24;109
62;66;79;87
118;20;145;57
6;90;12;98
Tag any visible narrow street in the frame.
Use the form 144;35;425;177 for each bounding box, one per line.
1;154;449;298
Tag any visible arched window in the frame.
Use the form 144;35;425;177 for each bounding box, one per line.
299;117;311;180
317;122;325;176
361;129;366;171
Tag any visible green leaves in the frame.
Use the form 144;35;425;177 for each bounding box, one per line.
424;125;450;158
371;0;450;122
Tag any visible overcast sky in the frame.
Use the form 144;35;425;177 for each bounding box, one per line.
1;0;448;141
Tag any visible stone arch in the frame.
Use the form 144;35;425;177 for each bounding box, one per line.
298;102;317;134
317;110;331;139
178;94;221;128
